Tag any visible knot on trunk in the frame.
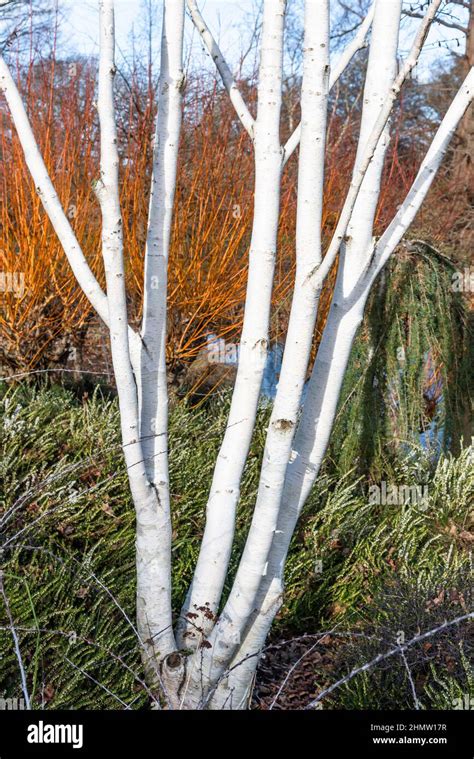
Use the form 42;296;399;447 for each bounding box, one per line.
164;652;183;670
273;418;294;432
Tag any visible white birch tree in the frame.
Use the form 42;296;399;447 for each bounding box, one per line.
0;0;472;709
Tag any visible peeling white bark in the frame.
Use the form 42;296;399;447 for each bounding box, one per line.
178;0;287;652
283;2;376;165
204;0;331;677
138;2;185;664
96;0;176;676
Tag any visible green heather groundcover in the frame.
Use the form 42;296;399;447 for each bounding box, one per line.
0;381;472;710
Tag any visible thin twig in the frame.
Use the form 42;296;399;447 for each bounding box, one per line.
0;571;31;708
269;630;337;710
64;656;131;709
305;611;474;709
398;645;420;710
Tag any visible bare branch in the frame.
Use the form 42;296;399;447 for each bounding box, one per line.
305;612;474;709
186;0;255;139
282;2;375;165
370;65;474;279
0;53;143;370
307;0;445;292
0;572;31;709
0;59;109;325
404;9;467;34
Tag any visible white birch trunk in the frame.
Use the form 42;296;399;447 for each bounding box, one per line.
179;0;378;650
140;0;184;481
343;0;402;280
96;0;176;689
137;3;185;676
204;0;403;694
178;0;287;650
255;42;474;640
220;6;473;703
282;2;375;165
201;0;331;684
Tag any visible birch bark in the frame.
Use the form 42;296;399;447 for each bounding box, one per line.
200;7;473;709
258;28;474;639
96;0;176;686
178;0;286;650
138;3;185;668
282;2;375;165
179;0;378;649
272;0;403;597
202;0;331;685
228;13;474;704
203;0;403;700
